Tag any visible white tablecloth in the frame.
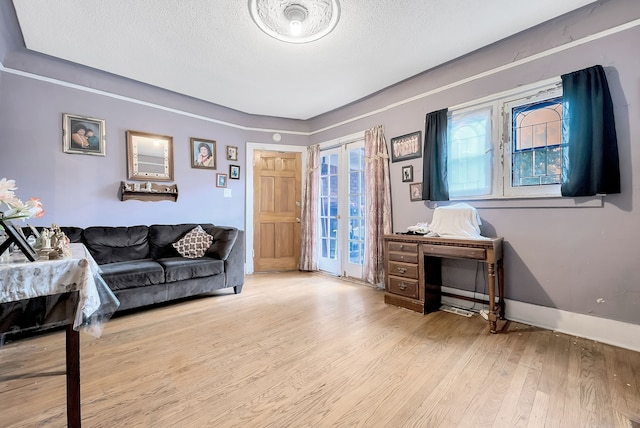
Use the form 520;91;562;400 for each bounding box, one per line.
0;243;119;337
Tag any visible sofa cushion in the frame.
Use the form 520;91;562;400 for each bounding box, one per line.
98;259;165;291
148;224;214;260
157;257;224;283
172;226;214;259
83;226;150;265
203;226;239;260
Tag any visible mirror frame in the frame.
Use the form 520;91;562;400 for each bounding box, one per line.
126;130;174;181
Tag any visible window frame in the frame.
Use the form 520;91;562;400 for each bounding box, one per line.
502;85;563;198
446;78;564;201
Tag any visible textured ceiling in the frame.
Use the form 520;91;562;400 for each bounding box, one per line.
12;0;597;120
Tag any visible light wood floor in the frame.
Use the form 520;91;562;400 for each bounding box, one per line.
1;272;639;427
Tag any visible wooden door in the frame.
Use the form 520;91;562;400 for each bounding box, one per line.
253;150;302;272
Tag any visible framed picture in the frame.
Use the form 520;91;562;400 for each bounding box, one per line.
190;138;216;169
402;165;413;182
0;220;38;261
409;182;423;202
226;145;238;161
216;173;228;188
126;130;174;181
229;165;240;180
62;113;106;156
391;131;422;163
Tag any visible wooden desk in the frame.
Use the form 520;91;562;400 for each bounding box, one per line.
0;244;119;427
383;234;505;333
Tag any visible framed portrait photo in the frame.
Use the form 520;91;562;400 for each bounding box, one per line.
391;131;422;163
409;182;423;202
190;138;216;169
216;173;228;188
62;113;106;156
226;145;238;161
229;165;240;180
401;165;413;182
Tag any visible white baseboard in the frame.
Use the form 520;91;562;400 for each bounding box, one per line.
441;287;640;353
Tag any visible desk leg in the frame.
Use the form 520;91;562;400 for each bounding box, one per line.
66;324;81;428
498;259;505;320
487;263;497;334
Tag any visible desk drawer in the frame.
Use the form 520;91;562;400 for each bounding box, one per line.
388;261;418;279
388;242;418;253
423;244;486;260
388;251;419;264
388;276;419;299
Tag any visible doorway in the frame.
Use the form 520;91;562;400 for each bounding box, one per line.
317;139;365;279
246;143;306;274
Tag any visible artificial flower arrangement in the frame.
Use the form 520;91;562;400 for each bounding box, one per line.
0;178;45;221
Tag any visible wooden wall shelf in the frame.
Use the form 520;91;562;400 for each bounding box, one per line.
119;181;178;202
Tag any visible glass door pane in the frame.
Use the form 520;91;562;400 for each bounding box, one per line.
318;150;340;274
345;145;365;278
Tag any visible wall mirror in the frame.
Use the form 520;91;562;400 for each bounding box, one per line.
126;130;174;181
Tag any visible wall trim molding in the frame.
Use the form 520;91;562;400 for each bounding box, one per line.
441;287;640;352
1;18;638;137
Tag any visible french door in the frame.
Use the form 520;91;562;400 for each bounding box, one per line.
317;140;365;279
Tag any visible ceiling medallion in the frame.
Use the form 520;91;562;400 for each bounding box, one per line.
249;0;340;44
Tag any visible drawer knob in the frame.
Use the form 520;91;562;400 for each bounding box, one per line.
398;283;407;290
397;267;406;274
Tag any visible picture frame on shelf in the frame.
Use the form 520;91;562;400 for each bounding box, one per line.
216;173;228;188
226;145;238;161
229;165;240;180
0;220;38;261
28;224;41;238
391;131;422;163
401;165;413;182
126;130;174;181
190;138;216;169
409;182;423;202
62;113;106;156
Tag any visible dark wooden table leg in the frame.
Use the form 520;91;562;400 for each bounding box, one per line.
498;259;505;320
487;262;497;333
66;324;81;427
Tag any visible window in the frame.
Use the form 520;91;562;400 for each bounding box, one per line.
511;97;563;187
447;80;563;199
447;107;493;198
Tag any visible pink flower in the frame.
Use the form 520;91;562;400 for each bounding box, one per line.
0;178;44;221
0;178;17;202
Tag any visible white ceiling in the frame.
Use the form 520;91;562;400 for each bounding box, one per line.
12;0;597;120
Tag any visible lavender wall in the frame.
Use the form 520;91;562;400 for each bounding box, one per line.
307;1;640;326
0;3;308;230
0;69;312;229
1;1;640;328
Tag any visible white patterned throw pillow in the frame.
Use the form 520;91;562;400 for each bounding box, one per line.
172;226;214;258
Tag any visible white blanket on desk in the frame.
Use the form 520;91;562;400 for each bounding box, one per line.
426;203;488;239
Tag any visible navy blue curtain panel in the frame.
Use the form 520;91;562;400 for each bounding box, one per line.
560;65;621;196
422;108;449;201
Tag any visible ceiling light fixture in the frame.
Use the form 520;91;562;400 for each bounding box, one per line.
249;0;340;44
